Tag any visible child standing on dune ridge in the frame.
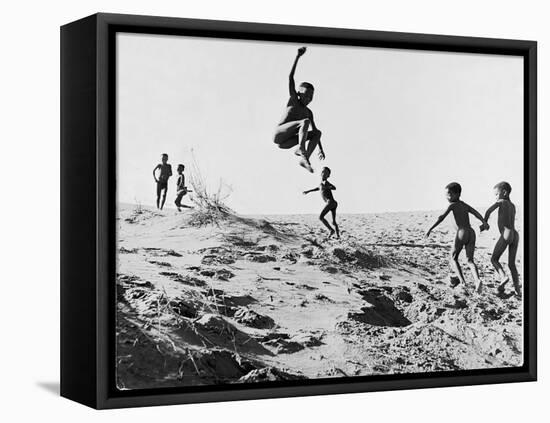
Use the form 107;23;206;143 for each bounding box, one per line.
153;153;172;210
482;181;521;297
303;167;340;239
273;47;325;173
426;182;488;293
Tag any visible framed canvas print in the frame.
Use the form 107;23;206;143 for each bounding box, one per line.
60;13;537;409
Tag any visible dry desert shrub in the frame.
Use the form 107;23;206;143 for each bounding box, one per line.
187;153;233;226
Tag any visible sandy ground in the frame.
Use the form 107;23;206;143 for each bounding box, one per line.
116;204;523;390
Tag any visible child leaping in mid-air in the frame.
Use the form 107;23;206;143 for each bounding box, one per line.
273;47;325;173
153;153;172;210
303;167;340;239
482;181;521;296
174;164;193;211
426;182;488;293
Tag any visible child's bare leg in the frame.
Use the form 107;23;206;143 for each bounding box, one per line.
450;235;466;286
273;120;302;149
465;229;482;293
320;204;335;237
508;231;520;296
304;129;322;160
296;119;310;154
467;259;482;293
330;207;340;239
491;236;509;290
273;120;314;173
296;128;320;172
160;188;167;210
175;192;183;211
320;217;334;235
156;183;162;209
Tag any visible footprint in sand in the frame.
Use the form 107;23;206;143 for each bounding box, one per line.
198;268;235;281
297;284;318;291
234;307;275;329
261;334;304;354
119;247;138;254
159;271;207;288
148;260;172;268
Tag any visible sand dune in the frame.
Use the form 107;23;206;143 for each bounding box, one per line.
116;205;523;390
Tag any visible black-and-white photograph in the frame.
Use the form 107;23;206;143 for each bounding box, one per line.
115;33;525;390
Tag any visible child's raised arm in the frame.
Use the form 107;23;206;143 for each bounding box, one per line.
426;206;452;237
289;47;306;99
303;187;319;195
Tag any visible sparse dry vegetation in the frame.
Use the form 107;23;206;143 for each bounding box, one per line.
124;200;146;224
187;153;233;226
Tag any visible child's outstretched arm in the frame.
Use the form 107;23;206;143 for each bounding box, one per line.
426;206;452;237
467;204;487;223
289;47;306;99
480;202;501;231
303;187;320;195
467;203;490;231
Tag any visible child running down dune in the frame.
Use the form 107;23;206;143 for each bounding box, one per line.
426;182;488;294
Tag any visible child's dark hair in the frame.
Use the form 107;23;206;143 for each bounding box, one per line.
445;182;462;196
494;181;512;194
299;82;314;91
161;153;169;159
177;164;185;171
322;166;331;177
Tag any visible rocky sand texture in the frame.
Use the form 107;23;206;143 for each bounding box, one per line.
116;205;523;390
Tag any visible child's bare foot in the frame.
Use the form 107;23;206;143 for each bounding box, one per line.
513;283;522;297
299;158;314;173
497;277;509;294
475;281;483;294
327;229;335;239
449;275;461;288
294;147;306;157
456;283;470;296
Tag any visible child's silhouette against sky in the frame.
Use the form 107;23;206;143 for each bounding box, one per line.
273;47;325;173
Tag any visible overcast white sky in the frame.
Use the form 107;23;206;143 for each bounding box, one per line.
117;33;523;215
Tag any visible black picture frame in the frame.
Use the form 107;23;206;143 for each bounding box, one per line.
60;12;537;409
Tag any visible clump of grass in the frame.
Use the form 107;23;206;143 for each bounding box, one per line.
188;153;233;226
134;199;144;215
124;200;145;224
